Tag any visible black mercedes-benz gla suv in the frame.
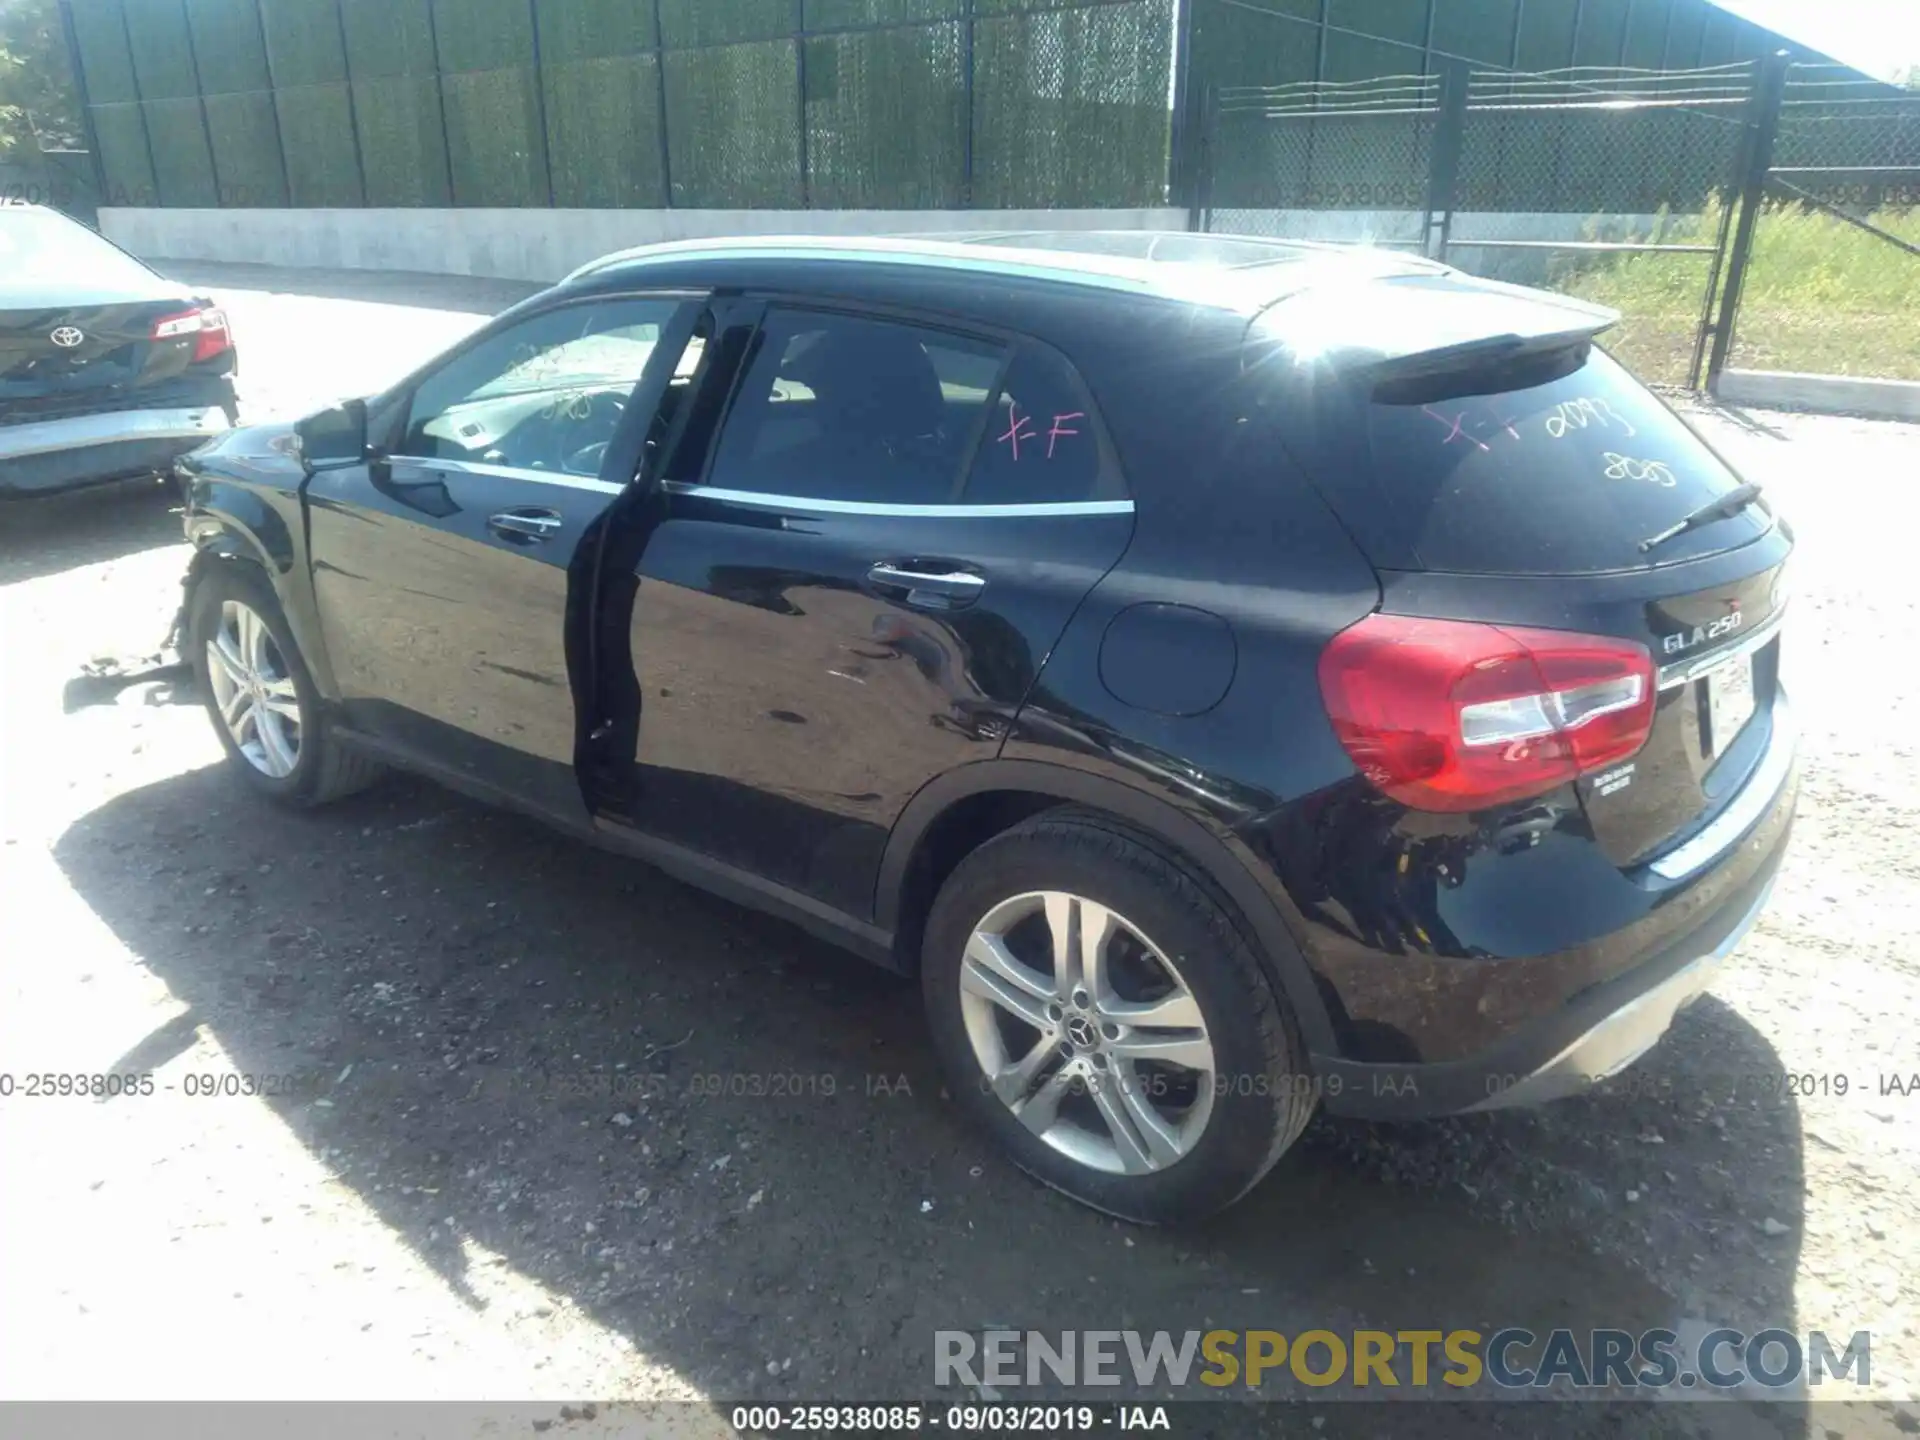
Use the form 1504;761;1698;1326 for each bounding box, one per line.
174;233;1794;1222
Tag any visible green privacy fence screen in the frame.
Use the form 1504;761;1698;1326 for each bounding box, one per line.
67;0;1177;210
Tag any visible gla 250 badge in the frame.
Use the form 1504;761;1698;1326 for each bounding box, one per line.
1661;608;1743;656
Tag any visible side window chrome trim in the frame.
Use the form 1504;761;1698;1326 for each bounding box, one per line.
661;480;1134;519
394;456;627;495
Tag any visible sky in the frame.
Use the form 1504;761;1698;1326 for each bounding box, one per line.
1715;0;1920;82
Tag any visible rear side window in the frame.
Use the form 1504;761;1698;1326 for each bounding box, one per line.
1296;348;1770;575
963;345;1127;506
707;308;1003;506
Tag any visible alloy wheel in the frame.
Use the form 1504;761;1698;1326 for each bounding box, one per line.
958;890;1216;1176
205;599;303;779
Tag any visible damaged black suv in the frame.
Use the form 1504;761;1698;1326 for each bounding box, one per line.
175;233;1794;1221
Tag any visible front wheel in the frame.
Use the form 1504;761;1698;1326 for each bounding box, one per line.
189;562;382;806
921;809;1316;1223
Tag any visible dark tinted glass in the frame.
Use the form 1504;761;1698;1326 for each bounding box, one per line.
706;308;1002;505
1301;348;1770;575
397;299;679;473
963;344;1125;506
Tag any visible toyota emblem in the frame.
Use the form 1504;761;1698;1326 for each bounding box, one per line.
50;326;85;349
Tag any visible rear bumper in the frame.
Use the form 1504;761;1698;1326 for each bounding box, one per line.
1464;862;1775;1111
1319;702;1796;1120
0;405;232;495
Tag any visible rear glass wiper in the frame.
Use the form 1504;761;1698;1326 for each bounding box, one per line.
1638;482;1765;553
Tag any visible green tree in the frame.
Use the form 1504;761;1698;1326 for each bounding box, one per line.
1;0;82;158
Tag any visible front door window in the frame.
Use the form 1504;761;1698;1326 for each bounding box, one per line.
398;300;685;477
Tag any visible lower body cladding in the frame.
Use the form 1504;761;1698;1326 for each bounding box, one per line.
0;405;232;496
1313;699;1799;1121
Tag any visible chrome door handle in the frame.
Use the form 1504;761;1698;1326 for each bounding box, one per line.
867;563;985;593
866;563;987;609
488;509;563;543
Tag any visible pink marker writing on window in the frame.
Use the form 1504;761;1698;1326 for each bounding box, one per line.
998;401;1037;461
1047;411;1085;460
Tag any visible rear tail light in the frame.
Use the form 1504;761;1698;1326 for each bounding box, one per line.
151;304;232;364
1317;613;1655;812
192;306;231;363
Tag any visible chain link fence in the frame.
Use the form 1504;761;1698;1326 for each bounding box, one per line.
1205;73;1437;248
1198;52;1920;390
1454;65;1752;216
1448;65;1754;387
66;0;1176;212
1199;62;1769;386
1722;64;1920;380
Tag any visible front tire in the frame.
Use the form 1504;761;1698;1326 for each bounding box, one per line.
189;562;381;807
921;809;1315;1223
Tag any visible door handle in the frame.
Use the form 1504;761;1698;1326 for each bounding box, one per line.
488;508;564;544
866;562;986;610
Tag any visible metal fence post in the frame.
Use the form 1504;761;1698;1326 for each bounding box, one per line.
1685;58;1757;388
795;0;810;208
652;0;673;206
960;0;976;207
421;0;456;204
1423;58;1468;262
1705;49;1791;393
113;0;162;203
55;0;112;214
527;0;556;205
1168;0;1193;209
329;0;370;206
251;0;294;207
177;0;227;205
1188;82;1214;232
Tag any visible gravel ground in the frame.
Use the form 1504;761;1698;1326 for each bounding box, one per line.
1;267;1916;1438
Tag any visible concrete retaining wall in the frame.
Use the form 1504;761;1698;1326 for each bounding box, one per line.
1206;209;1679;284
1716;369;1920;423
97;207;1188;284
99;204;1680;288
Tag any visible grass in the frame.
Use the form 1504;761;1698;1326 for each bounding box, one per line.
1542;198;1920;386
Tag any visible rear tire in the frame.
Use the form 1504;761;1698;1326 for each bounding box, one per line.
189;562;382;807
921;808;1315;1223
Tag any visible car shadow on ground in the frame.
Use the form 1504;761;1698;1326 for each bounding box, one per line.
0;479;182;587
53;761;1815;1435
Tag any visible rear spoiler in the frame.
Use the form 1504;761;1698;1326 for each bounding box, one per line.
1243;270;1617;379
1358;324;1610;385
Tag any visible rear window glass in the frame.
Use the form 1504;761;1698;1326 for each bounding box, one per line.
0;207;158;290
1298;348;1770;575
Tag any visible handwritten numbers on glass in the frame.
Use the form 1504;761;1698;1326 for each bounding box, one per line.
997;402;1086;462
1600;452;1676;487
1545;397;1638;440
